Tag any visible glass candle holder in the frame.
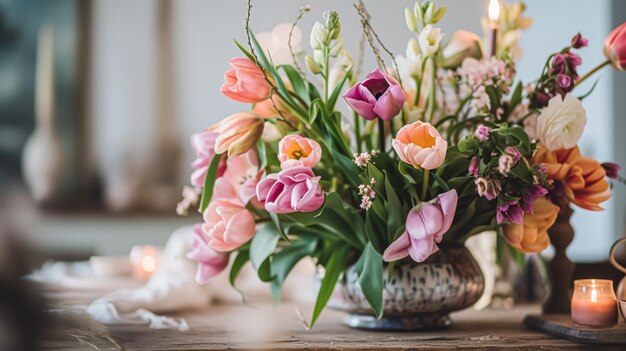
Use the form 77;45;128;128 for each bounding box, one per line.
571;279;618;327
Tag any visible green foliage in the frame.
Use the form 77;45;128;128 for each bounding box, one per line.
355;243;384;318
309;245;350;329
198;154;223;213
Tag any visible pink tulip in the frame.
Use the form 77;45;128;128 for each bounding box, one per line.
220;149;262;205
190;130;226;188
392;121;448;170
187;224;230;284
209;112;264;157
278;134;322;169
343;69;405;121
383;189;458;263
202;200;256;252
221;57;272;103
604;22;626;71
256;166;324;214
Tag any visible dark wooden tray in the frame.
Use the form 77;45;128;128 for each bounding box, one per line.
524;314;626;344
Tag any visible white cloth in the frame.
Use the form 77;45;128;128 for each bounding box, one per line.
86;225;211;331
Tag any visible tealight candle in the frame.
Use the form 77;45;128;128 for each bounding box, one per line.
487;0;500;57
130;245;161;280
571;279;618;327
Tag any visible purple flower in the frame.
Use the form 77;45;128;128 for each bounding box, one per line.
602;162;621;179
504;146;522;162
532;91;551;108
549;54;566;75
496;201;524;224
475;124;490;141
520;184;549;213
565;52;582;76
498;155;515;174
383;190;458;263
343;69;405;121
256;166;324;214
475;177;500;201
571;32;588;49
557;74;573;92
533;163;548;175
469;156;480;177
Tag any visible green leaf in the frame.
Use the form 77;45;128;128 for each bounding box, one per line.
270;235;318;303
355;242;384;318
365;210;386;254
249;223;281;270
309;245;350;329
234;39;256;61
270;212;289;241
308;98;323;125
326;70;350;112
279;64;310;104
430;172;450;192
229;250;250;301
578;78;600;101
509;81;523;111
383;172;403;243
198;154;223;212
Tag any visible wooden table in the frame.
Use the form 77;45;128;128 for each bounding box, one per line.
41;288;626;351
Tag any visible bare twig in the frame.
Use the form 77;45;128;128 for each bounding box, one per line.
354;0;405;91
354;2;386;72
289;6;310;76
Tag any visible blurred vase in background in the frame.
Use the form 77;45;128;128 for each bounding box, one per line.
22;26;64;205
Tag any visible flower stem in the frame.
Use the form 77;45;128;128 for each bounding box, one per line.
354;111;362;153
422;169;430;200
574;59;611;88
378;118;385;152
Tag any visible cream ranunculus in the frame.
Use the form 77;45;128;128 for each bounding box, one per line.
535;93;586;151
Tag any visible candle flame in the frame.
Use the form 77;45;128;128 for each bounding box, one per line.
591;288;598;303
142;255;157;273
488;0;501;22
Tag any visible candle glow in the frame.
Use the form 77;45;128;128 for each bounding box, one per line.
571;279;618;327
488;0;501;23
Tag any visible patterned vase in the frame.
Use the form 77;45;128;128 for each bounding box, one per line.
329;246;484;330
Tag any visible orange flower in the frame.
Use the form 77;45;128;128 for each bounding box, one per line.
502;197;559;253
533;146;611;211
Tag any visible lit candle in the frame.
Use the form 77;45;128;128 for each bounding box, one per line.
571;279;618;327
130;245;161;279
487;0;500;57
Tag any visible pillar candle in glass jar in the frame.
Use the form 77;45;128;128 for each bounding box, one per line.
571;279;618;327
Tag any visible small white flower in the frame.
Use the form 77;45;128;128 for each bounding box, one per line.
305;56;322;74
310;22;329;50
418;25;444;57
536;94;587;151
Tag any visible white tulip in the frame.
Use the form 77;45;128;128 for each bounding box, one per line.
418;25;444;57
536;94;587;151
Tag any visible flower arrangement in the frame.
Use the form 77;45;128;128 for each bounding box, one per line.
178;0;626;327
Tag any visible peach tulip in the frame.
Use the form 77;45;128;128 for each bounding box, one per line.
533;146;611;211
221;57;272;103
209;112;264;157
278;135;322;169
392;121;447;170
502;197;559;253
187;224;229;283
202;200;256;252
604;22;626;71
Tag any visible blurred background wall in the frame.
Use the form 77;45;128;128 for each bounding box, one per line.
0;0;624;261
